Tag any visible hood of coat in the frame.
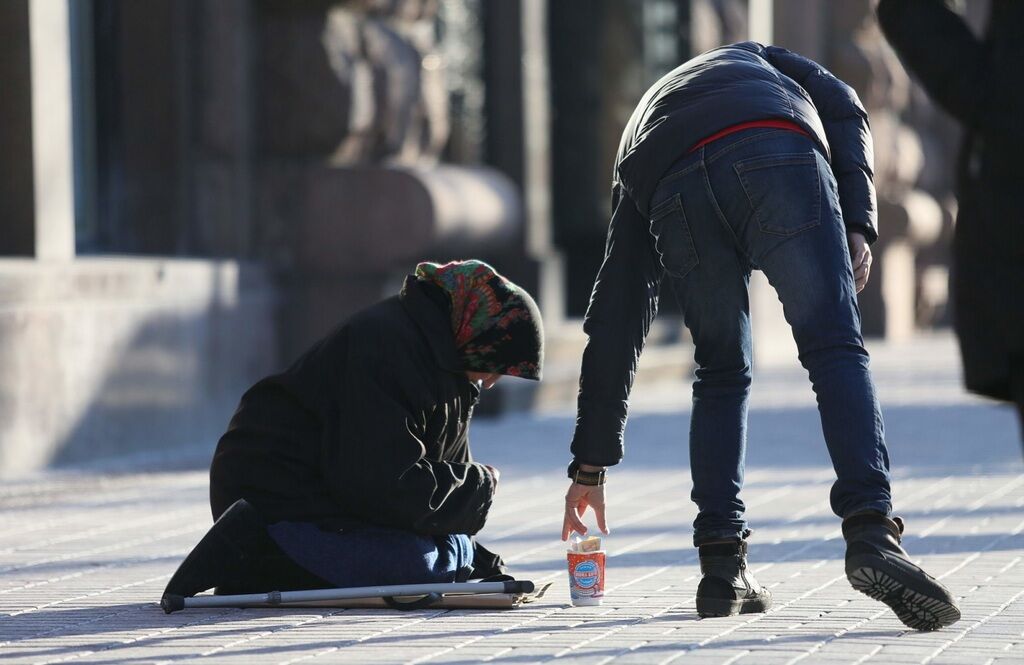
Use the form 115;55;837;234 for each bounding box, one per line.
399;276;466;377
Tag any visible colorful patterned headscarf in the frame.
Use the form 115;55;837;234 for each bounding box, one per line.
415;260;543;380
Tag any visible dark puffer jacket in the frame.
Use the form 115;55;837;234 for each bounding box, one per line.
572;42;878;467
210;277;495;535
615;41;876;242
878;0;1024;401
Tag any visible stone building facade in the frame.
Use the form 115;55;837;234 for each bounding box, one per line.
0;0;963;474
0;0;541;474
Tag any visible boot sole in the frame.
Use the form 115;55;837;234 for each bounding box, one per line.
696;593;772;618
847;565;961;631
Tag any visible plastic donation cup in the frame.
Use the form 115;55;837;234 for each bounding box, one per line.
567;537;605;606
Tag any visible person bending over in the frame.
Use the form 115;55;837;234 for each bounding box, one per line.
164;260;543;600
560;42;960;630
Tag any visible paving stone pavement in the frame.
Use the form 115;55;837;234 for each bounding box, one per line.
1;333;1022;664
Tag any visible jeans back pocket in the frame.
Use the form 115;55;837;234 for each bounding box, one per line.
649;194;699;278
733;152;821;236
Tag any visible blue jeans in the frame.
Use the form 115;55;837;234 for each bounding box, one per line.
267;522;474;587
648;128;892;546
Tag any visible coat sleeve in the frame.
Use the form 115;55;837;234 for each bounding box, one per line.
570;187;663;466
877;0;985;129
324;353;495;536
764;45;879;244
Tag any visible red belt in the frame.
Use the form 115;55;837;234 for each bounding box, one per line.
689;119;810;153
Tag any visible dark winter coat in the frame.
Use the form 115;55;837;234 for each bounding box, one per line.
878;0;1024;401
572;42;878;466
210;277;496;536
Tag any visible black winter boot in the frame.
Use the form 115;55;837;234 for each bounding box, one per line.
162;499;330;604
843;512;961;631
696;539;772;617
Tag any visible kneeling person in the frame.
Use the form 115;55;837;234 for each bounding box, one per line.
164;260;543;599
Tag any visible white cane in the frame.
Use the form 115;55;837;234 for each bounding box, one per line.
161;580;536;613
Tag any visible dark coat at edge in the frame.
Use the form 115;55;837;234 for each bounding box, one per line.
878;0;1024;401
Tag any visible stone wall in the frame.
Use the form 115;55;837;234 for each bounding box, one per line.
0;259;276;476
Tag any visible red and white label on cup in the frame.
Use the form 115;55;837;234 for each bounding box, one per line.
567;535;605;606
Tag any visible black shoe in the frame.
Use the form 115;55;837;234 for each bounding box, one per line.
843;512;961;631
162;499;272;600
696;539;772;617
162;499;329;602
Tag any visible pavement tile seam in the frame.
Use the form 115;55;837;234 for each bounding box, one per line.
0;502;200;541
920;587;1024;664
3;573;169;621
935;518;1024;583
0;524;207;577
0;552;188;598
0;508;203;558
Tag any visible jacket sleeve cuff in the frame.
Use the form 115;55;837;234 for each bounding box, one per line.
570;399;627;467
844;220;878;245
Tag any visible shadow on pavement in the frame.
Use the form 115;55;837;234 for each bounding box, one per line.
487;627;905;662
7;602;905;662
1;603;695;655
475;403;1022;476
505;528;1024;573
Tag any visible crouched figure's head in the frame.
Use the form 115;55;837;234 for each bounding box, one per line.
414;260;544;384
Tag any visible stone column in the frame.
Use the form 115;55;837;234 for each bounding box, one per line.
28;0;76;260
690;0;748;55
193;0;256;258
0;0;76;259
749;0;773;45
772;0;827;62
521;0;565;327
0;0;36;256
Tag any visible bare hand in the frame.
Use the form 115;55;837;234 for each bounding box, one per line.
561;483;609;540
483;464;500;489
848;231;872;293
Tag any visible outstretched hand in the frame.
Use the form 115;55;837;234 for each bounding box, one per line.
848;231;872;293
561;483;610;541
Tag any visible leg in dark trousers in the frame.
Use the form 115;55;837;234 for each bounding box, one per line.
163;499;474;601
651;127;958;628
267;522;474;588
703;129;891;519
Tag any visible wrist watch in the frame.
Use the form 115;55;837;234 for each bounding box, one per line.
567;459;607;486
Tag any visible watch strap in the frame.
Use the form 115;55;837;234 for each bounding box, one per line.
567;460;606;486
